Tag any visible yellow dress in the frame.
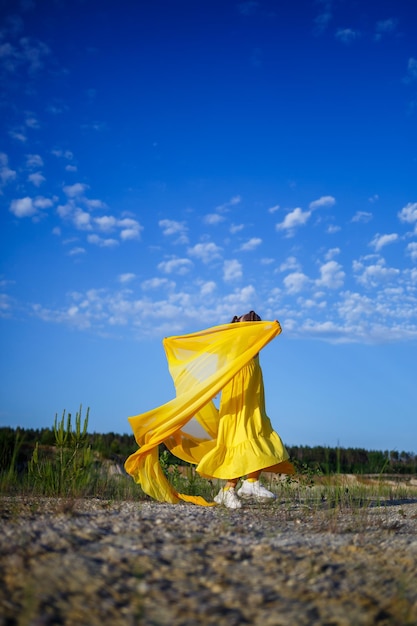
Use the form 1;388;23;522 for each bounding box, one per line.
196;355;293;480
124;320;294;505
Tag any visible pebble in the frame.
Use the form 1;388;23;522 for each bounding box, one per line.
0;496;417;625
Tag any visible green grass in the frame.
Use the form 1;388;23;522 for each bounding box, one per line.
2;409;417;515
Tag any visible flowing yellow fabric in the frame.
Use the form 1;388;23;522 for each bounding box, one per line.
124;320;294;505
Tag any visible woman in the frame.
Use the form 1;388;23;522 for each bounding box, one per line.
125;311;294;507
199;311;294;509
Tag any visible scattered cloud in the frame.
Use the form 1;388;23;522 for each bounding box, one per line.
118;217;143;240
268;205;280;214
204;213;225;225
325;248;341;260
326;224;340;234
352;211;372;223
237;1;259;16
398;202;417;229
309;195;336;210
26;154;44;168
0;36;50;75
223;259;242;282
406;242;417;262
214;195;241;212
63;182;89;198
316;260;345;289
142;277;175;290
118;273;136;284
283;271;310;294
313;0;333;35
68;246;86;256
200;281;216;296
240;237;262;251
10;197;35;218
28;172;45;186
353;257;400;288
188;242;222;264
374;18;398;42
159;219;188;243
158;258;193;275
370;233;399;251
87;234;118;247
230;223;244;234
406;57;417;82
335;28;360;44
0;153;16;189
276;207;311;235
9;195;53;218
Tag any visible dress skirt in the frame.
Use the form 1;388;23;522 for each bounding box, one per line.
196;356;293;479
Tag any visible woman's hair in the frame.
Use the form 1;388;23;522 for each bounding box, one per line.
231;310;262;323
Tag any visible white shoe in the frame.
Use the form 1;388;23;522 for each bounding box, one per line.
237;480;276;501
213;487;242;509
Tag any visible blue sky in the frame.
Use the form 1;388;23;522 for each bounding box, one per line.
1;0;417;454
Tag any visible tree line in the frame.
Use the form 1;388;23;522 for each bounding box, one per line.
1;426;416;475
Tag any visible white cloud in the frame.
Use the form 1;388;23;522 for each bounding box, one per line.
0;153;17;188
326;224;340;234
406;57;417;82
87;234;118;247
159;219;188;240
309;195;336;210
25;116;40;129
65;164;78;172
230;223;244;234
370;233;399;251
94;216;118;231
406;242;417;262
335;28;360;44
63;183;89;198
237;1;259;16
215;195;241;212
268;205;280;214
353;258;400;287
279;256;300;272
200;281;216;296
26;154;44;168
73;209;92;230
316;260;345;289
28;172;45;186
33;196;53;209
352;211;372;223
141;278;175;290
374;18;397;41
118;217;143;240
52;149;74;160
223;259;242;282
9;197;36;217
325;248;341;260
204;213;225;225
84;198;107;210
240;237;262;251
276;207;311;234
68;247;86;256
398;202;417;226
283;271;309;294
158;258;193;275
188;242;222;263
118;273;136;284
314;0;332;34
9;130;27;142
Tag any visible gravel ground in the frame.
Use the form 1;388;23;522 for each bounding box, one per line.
1;496;417;625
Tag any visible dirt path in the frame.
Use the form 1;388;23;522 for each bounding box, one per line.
1;497;417;625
